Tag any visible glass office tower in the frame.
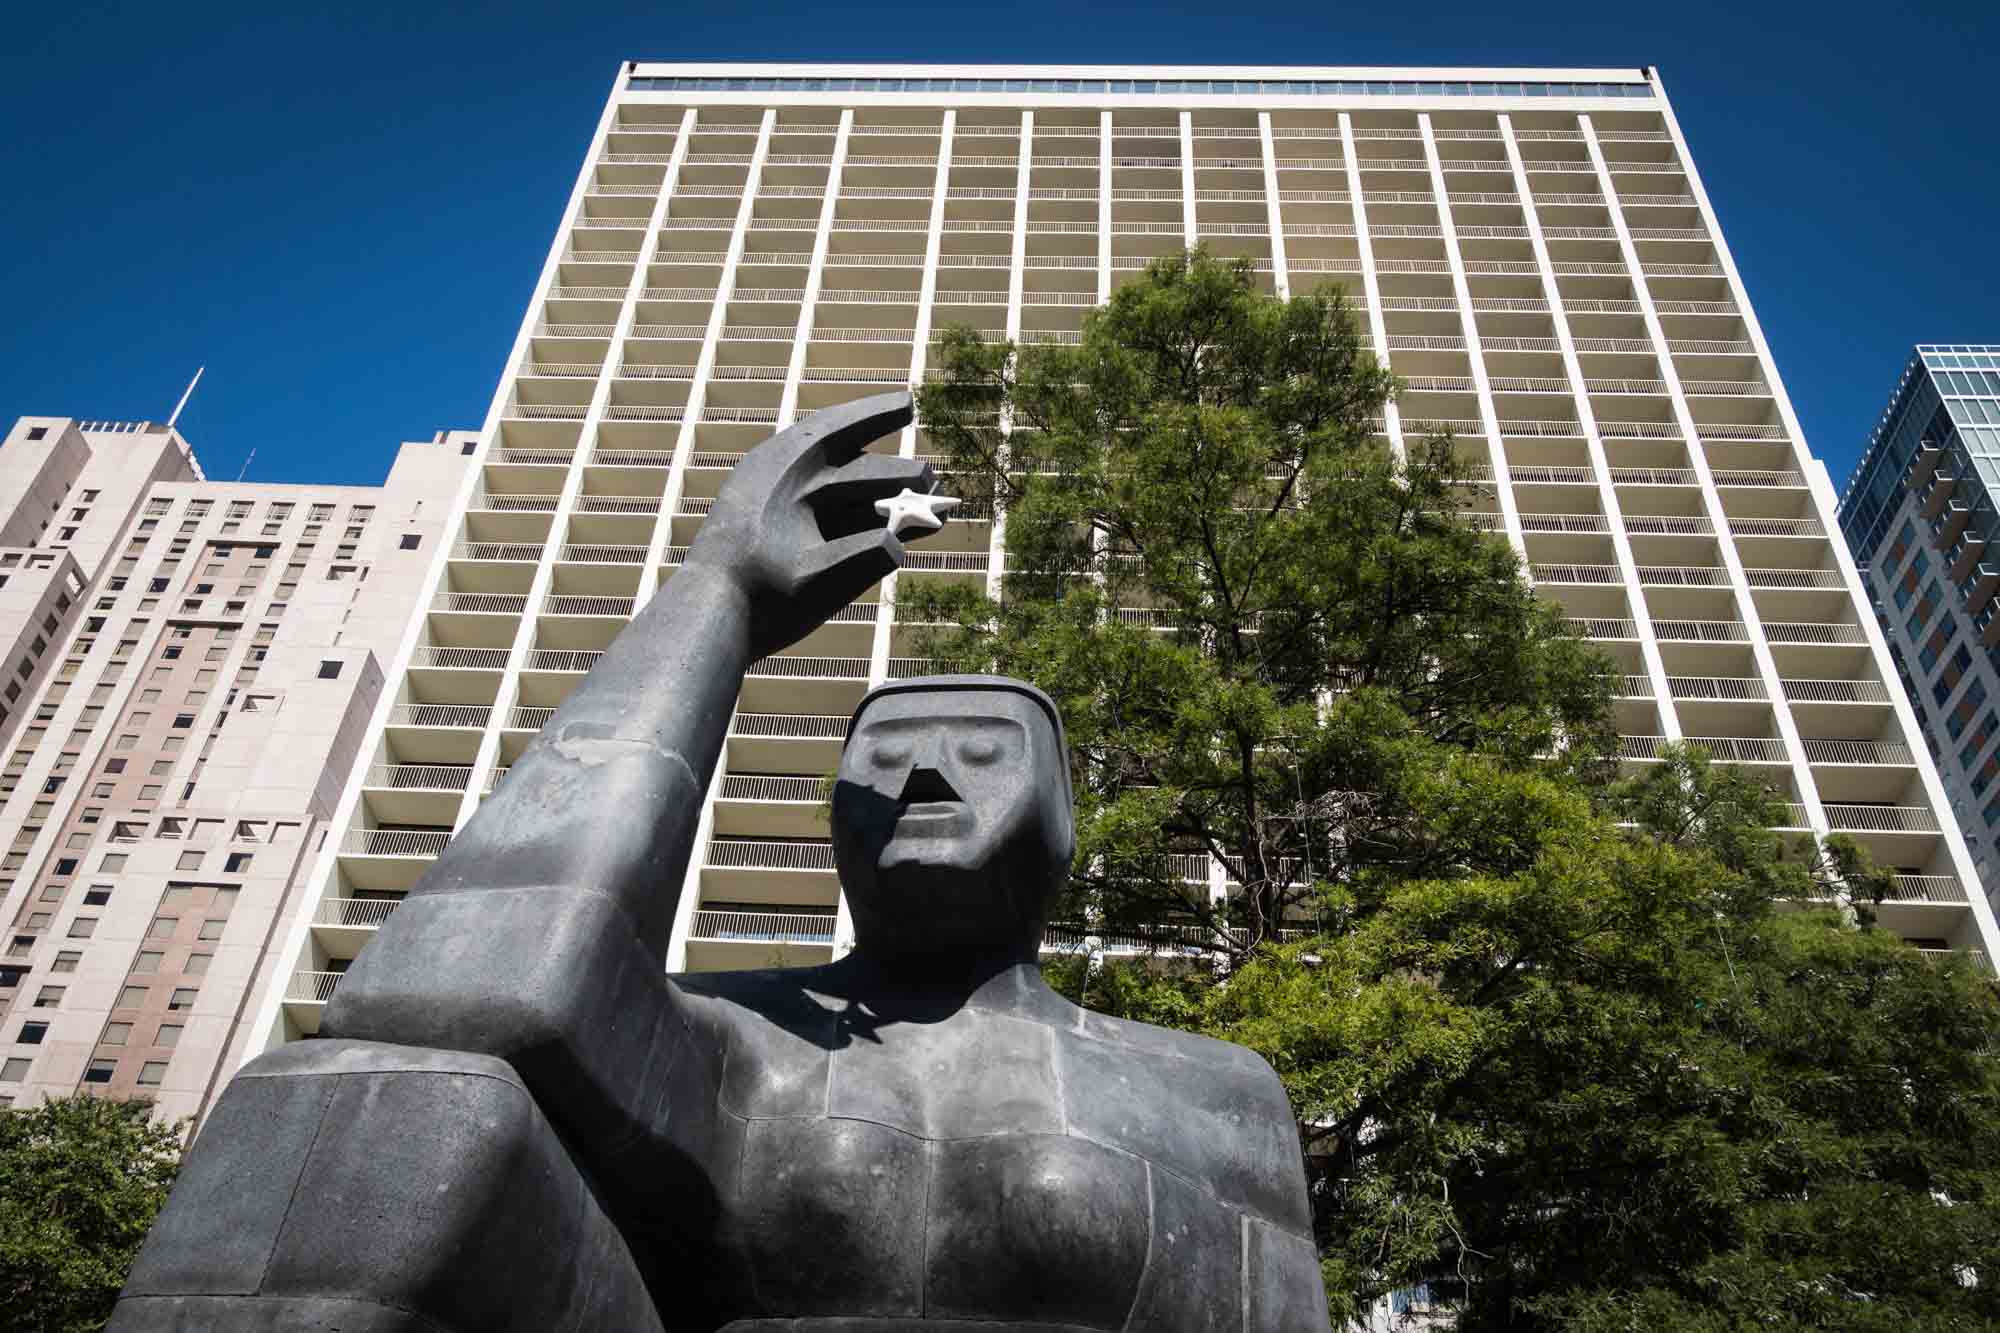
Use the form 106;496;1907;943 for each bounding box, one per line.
1841;346;2000;906
244;64;2000;1053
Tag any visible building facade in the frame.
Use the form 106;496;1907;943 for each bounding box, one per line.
0;415;475;1123
236;62;2000;1059
1840;346;2000;903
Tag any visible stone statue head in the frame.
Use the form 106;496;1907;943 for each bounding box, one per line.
832;674;1075;965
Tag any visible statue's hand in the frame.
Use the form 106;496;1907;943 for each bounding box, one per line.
688;389;934;659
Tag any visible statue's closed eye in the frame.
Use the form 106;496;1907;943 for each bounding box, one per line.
871;742;912;767
957;735;1000;764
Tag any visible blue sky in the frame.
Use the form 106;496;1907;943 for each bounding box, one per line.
2;1;1994;489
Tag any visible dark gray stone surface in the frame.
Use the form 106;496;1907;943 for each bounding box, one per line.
110;391;1331;1332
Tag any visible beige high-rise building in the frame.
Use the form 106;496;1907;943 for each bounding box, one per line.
221;62;2000;1076
0;414;475;1122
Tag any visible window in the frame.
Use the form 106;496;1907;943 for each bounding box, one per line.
117;985;145;1007
166;987;196;1011
185;954;211;975
155;1024;182;1048
132;951;163;974
172;713;194;728
25;427;47;441
19;1022;47;1045
83;887;110;906
51;951;79;973
67;918;95;939
461;439;476;455
224;852;252;873
33;986;62;1007
197;919;224;941
52;858;76;876
102;1023;131;1046
399;533;421;550
317;661;341;680
175;852;202;871
82;1060;113;1084
148;917;175;939
1;1058;30;1081
137;1061;167;1086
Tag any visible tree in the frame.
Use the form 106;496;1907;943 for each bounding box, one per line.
912;250;2000;1329
912;247;1614;957
0;1096;182;1333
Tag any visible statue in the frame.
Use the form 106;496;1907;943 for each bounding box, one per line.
108;392;1331;1332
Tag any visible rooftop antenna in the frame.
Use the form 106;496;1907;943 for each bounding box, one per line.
165;366;205;432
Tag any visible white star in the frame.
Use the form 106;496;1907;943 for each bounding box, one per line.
874;487;961;537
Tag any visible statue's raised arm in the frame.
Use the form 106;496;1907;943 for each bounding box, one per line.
315;390;926;1141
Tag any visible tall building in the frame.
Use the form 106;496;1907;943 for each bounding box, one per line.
1840;346;2000;902
239;62;2000;1059
0;414;475;1122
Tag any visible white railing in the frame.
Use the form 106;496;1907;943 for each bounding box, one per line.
720;774;824;802
706;838;837;870
1761;622;1868;645
1889;876;1967;904
543;595;633;616
433;592;527;614
365;765;473;791
1820;806;1940;834
1666;676;1768;701
1728;516;1824;538
1621;515;1715;536
1568;617;1637;639
1781;679;1891;704
575;495;663;514
526;649;603;673
341;829;451;857
315;897;402;928
489;448;577;466
690;910;837;944
557;543;648;564
746;655;868;680
1616;675;1655;697
1530;563;1620;584
509;706;556;730
410;647;509;670
1650;621;1749;642
469;492;561;512
452;542;543;562
1623;736;1786;762
387;704;491;728
1743;568;1845;589
1800;739;1913;765
732;713;850;740
287;971;343;1003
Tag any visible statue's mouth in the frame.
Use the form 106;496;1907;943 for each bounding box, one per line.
893;800;969;835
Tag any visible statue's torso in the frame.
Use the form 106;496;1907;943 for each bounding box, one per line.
663;961;1328;1333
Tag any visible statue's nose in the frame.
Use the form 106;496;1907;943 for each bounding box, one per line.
898;762;961;804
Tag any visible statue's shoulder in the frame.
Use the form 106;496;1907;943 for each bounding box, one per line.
1070;1007;1284;1085
1058;1009;1310;1235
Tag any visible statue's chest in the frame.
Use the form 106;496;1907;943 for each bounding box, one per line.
716;1002;1068;1139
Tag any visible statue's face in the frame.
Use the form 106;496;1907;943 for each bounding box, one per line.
832;688;1072;959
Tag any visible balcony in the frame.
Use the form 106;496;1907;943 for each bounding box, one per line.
362;764;474;825
283;970;344;1035
338;828;450;891
715;773;828;837
684;908;837;971
310;895;403;957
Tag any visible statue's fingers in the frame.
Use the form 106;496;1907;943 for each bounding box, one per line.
802;454;937;537
767;390;914;476
795;527;905;611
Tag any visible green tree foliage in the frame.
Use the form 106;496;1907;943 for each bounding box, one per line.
0;1096;182;1333
914;250;2000;1329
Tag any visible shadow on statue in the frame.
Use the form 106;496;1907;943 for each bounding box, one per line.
108;391;1331;1333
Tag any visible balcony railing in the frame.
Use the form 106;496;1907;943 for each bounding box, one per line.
287;971;343;1003
1820;805;1939;834
719;774;824;802
690;910;836;944
1800;739;1912;765
1883;875;1967;904
315;897;402;928
434;593;528;614
410;647;509;671
342;829;452;857
706;838;836;871
525;649;603;673
1666;676;1767;700
1623;735;1787;762
453;542;543;562
1782;679;1891;703
731;713;850;740
746;655;869;679
387;704;491;728
365;765;474;791
544;595;634;616
509;706;556;730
